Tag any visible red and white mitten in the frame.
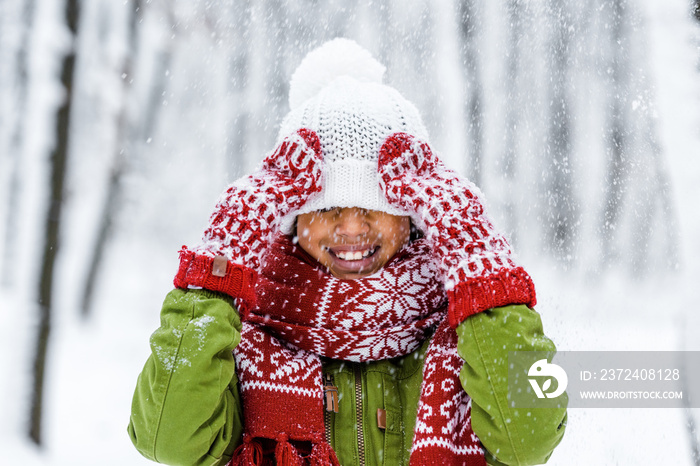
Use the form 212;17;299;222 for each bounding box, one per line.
174;128;323;315
378;132;536;327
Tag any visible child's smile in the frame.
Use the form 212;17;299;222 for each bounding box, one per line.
328;245;378;261
296;207;411;279
324;243;381;275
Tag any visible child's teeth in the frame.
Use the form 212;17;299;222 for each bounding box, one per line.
336;249;372;261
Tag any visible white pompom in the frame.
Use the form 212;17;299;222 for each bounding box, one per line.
288;38;385;109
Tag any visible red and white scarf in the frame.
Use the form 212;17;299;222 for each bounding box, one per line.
229;236;486;465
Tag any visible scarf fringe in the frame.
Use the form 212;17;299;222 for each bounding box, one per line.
307;441;341;466
230;437;263;465
229;437;340;466
274;436;303;466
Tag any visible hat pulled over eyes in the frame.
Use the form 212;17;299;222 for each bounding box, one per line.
275;38;430;234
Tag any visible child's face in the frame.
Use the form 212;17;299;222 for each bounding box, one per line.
296;208;411;279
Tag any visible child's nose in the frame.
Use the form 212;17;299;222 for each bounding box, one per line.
334;208;370;237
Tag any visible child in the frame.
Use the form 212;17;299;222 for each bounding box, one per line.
129;39;567;466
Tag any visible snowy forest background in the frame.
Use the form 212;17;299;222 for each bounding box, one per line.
1;0;699;464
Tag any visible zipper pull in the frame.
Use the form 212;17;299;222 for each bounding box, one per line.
323;373;339;413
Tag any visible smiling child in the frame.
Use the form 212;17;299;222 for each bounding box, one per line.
129;39;567;466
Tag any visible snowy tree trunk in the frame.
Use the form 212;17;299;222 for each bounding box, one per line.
0;0;35;287
262;0;288;143
321;0;357;40
500;0;525;245
680;328;700;465
458;0;484;187
628;104;678;275
543;0;577;263
599;0;630;266
694;0;700;22
225;0;252;177
403;3;437;131
376;0;393;65
685;406;700;465
81;0;143;317
139;2;175;145
30;0;79;446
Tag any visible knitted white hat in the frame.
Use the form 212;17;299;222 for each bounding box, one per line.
277;38;430;233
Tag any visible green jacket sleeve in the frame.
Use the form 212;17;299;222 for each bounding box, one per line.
128;288;244;466
457;305;567;466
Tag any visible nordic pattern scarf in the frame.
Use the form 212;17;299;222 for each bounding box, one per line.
229;236;486;465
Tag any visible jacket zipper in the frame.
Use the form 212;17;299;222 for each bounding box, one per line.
324;402;332;445
323;373;338;445
355;366;365;465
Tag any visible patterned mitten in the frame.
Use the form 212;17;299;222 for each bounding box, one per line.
174;128;323;314
378;132;536;327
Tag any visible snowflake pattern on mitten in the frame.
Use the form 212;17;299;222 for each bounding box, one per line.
378;132;536;327
174;128;323;312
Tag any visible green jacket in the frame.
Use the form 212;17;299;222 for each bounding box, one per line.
129;289;566;465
